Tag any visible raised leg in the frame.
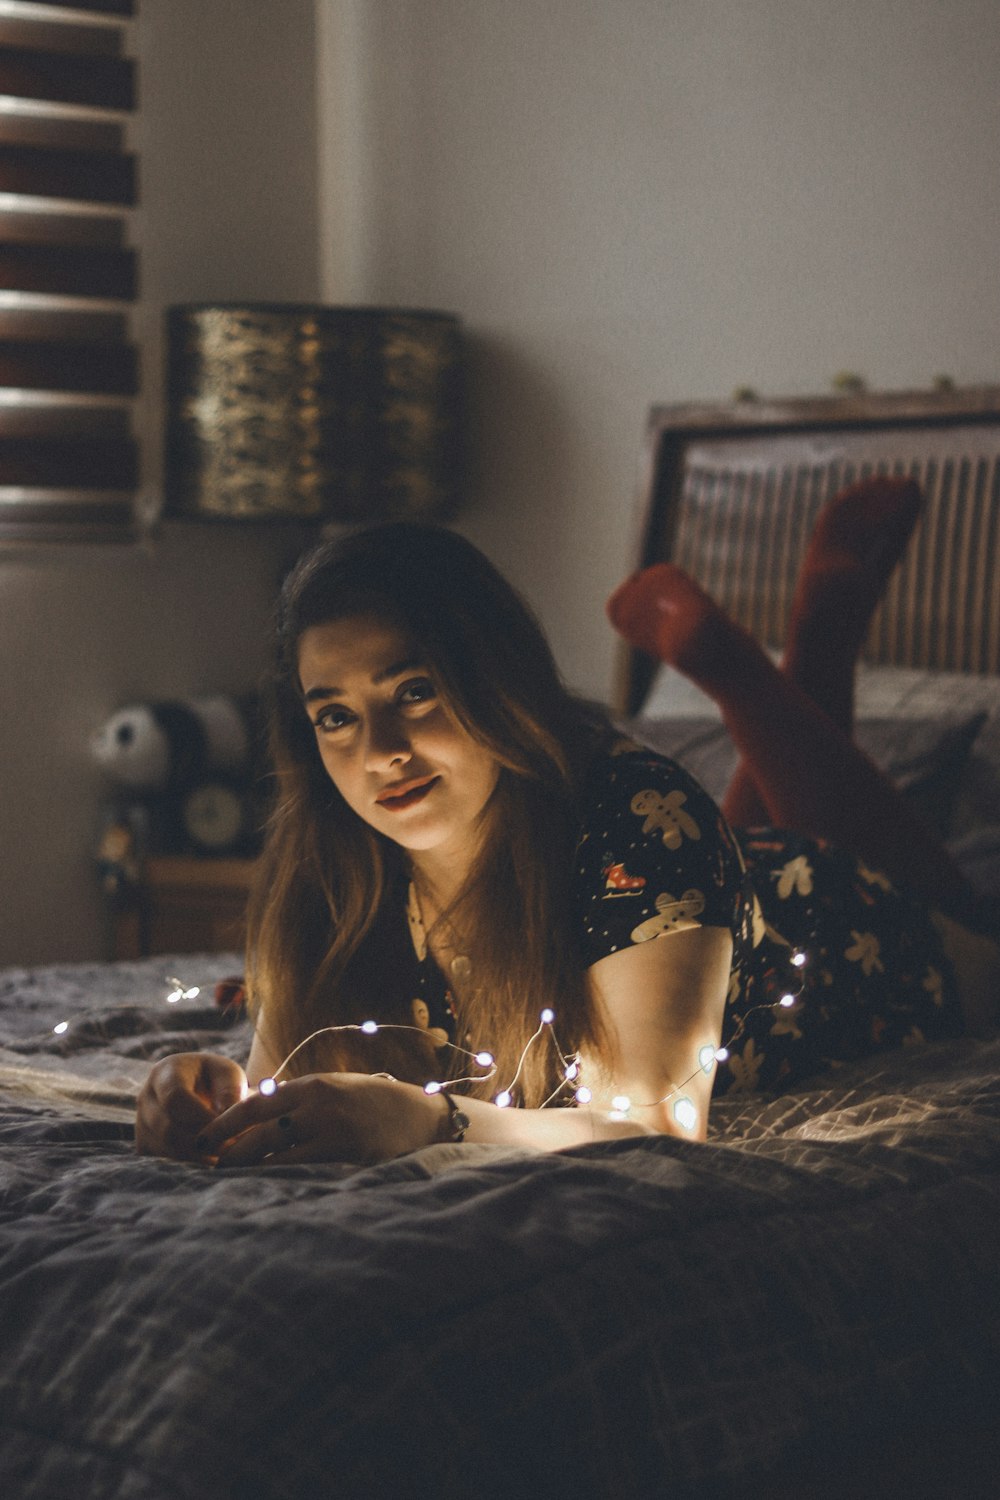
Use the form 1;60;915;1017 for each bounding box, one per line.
702;476;921;826
606;561;977;923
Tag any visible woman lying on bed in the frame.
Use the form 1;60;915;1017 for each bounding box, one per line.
136;485;999;1165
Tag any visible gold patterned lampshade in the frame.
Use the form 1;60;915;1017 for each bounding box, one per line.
164;304;464;522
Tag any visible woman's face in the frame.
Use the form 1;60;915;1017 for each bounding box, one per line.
296;615;501;874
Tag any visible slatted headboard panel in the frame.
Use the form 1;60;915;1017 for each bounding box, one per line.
614;387;1000;716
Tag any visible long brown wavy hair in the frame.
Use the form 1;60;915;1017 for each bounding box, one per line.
245;522;612;1107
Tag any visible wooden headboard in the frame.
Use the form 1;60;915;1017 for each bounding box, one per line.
613;386;1000;717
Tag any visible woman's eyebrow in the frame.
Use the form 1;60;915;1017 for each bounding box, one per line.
302;657;425;703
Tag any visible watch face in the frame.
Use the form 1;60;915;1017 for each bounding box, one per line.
182;782;245;851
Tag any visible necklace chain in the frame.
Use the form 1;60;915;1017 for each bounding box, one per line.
409;878;473;982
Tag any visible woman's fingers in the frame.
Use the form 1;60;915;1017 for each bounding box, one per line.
213;1112;308;1167
197;1082;318;1161
198;1088;282;1153
202;1057;247;1111
194;1072;429;1168
210;1101;328;1168
135;1053;248;1160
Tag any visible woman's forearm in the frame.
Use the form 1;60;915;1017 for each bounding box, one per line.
444;1092;660;1151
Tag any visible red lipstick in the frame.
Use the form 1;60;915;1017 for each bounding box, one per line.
375;774;439;810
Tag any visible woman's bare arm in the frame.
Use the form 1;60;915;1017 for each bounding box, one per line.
200;927;733;1163
455;925;733;1148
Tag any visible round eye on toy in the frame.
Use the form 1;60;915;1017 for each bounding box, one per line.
90;705;171;791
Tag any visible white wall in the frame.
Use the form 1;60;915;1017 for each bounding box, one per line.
315;0;1000;699
0;0;320;964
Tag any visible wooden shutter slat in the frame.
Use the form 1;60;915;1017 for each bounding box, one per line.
0;400;130;436
0;242;135;297
0;208;125;246
0;433;136;485
0;306;127;338
0;44;133;109
17;2;135;17
0;143;135;205
0;337;135;391
0;20;124;57
0;0;138;544
0;112;123;153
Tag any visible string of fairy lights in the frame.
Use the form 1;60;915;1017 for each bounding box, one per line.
251;948;809;1130
50;947;810;1137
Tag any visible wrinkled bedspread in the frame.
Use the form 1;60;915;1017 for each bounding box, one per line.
1;957;999;1499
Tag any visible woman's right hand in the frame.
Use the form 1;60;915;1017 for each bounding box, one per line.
135;1052;248;1161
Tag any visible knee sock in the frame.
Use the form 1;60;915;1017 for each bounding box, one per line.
715;475;923;827
606;563;975;922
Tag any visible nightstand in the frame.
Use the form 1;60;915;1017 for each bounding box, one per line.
113;856;255;959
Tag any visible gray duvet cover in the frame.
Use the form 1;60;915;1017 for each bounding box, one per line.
0;957;998;1498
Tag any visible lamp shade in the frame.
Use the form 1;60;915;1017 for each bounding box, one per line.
164;304;464;523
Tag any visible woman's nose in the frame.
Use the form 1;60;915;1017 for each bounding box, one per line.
364;713;412;770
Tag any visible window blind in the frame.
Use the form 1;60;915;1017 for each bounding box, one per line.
0;0;137;543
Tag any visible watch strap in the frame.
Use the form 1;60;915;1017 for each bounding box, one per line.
438;1090;470;1143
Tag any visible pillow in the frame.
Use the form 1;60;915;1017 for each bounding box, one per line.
640;662;1000;723
853;665;1000;721
627;712;987;838
951;711;1000;842
638;668;724;722
856;714;987;836
628;717;734;800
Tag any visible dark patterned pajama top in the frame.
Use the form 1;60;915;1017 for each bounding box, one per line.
411;741;964;1097
572;740;964;1095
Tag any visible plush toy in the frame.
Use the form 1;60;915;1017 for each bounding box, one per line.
90;696;252;792
90;695;265;856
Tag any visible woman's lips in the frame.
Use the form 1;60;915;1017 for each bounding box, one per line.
376;775;439;811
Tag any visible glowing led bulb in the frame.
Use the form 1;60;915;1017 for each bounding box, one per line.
258;1077;277;1097
673;1096;698;1131
564;1060;580;1081
53;1020;69;1035
540;1008;555;1025
361;1020;379;1035
474;1051;494;1068
791;951;807;967
166;990;181;1005
424;1080;443;1095
698;1044;717;1073
715;1047;730;1063
574;1086;593;1105
779;993;796;1008
611;1095;631;1113
495;1090;513;1108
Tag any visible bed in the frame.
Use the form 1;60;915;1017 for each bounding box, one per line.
3;387;1000;1500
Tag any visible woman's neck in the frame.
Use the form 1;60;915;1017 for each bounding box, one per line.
407;849;469;917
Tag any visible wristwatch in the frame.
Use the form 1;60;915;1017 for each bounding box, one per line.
438;1090;470;1143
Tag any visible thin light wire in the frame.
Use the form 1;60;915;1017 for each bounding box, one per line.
136;944;812;1130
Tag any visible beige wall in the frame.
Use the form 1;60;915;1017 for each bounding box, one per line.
4;0;999;964
315;0;1000;699
0;0;319;964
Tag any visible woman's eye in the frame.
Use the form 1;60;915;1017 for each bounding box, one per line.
314;705;356;733
397;677;436;707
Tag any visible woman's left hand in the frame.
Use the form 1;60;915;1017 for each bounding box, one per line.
196;1072;444;1167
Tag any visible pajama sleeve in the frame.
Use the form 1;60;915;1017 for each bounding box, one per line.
572;742;747;971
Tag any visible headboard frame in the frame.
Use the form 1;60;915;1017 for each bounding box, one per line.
614;386;1000;717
